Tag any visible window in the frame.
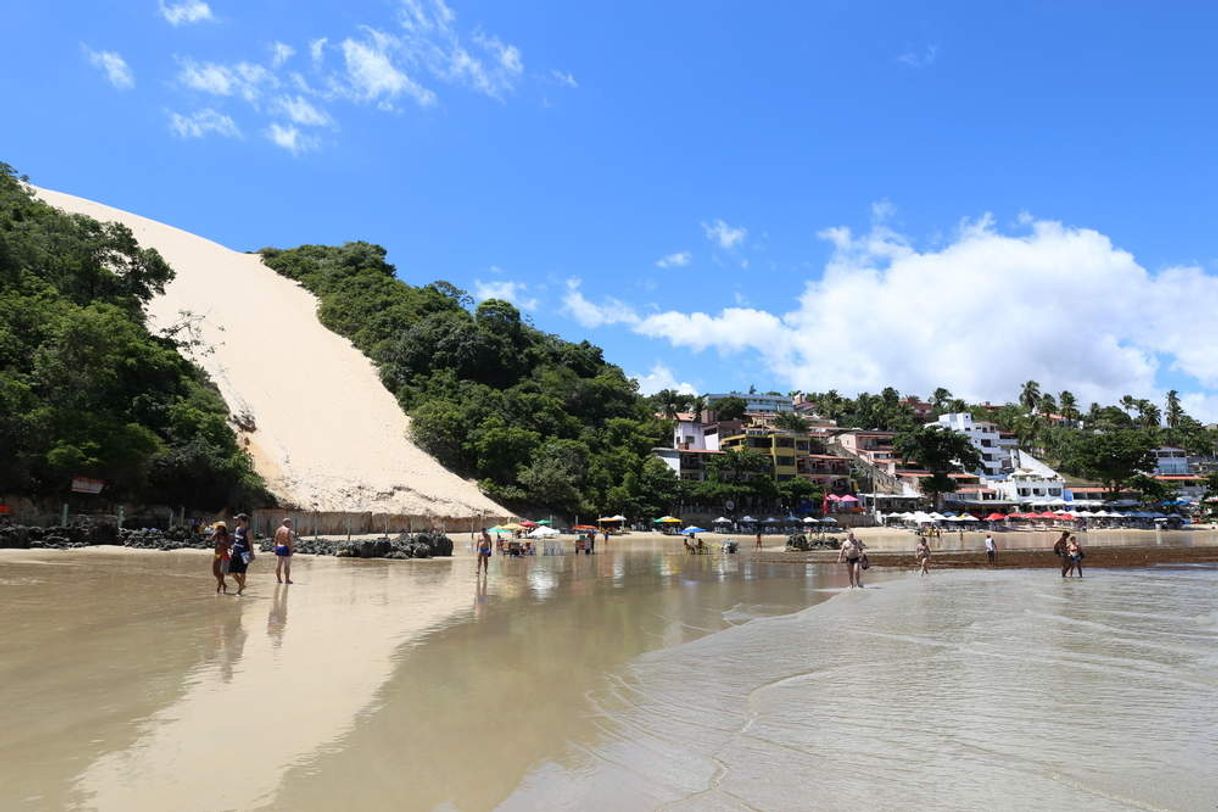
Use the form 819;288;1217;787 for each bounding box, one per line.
776;438;794;448
777;456;795;467
777;474;794;482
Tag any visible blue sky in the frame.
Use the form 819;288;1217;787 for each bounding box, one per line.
5;1;1218;415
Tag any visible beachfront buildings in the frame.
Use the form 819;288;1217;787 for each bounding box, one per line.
926;413;1019;477
719;430;811;482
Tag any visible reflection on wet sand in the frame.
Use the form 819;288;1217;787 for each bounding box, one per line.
0;545;846;811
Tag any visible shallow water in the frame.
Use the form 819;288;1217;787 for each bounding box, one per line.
1;547;1214;811
503;566;1218;811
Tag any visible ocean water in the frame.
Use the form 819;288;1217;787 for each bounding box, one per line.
502;566;1218;811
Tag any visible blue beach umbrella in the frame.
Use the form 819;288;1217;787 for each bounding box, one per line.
681;526;708;535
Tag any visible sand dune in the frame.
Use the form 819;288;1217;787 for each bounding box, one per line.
34;186;510;524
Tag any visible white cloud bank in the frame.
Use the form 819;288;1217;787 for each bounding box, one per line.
84;47;134;90
597;214;1218;419
631;363;697;396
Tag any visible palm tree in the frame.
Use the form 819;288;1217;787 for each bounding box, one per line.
689;395;707;425
1059;390;1078;423
1019;380;1041;413
1120;394;1136;415
1136;400;1161;429
1165;389;1183;430
657;389;681;421
1086;402;1101;426
1039;393;1057;415
930;387;953;411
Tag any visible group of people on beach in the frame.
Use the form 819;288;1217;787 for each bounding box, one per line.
210;515;296;593
1053;530;1085;577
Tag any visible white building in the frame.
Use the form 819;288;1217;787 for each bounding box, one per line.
928;413;1019;478
1152;447;1190;475
706;392;794;414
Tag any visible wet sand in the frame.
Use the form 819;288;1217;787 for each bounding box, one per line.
3;538;1215;811
0;543;857;811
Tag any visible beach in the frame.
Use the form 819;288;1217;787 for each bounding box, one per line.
1;538;1215;811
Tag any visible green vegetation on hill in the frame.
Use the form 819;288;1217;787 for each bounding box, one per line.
260;242;671;517
0;164;265;508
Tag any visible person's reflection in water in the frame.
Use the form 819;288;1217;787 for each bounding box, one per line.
212;604;247;683
267;583;289;646
473;573;489;619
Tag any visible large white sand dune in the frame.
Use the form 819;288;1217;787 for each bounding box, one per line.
34;186;511;526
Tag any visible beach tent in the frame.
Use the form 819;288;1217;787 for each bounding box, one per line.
713;516;732;524
739;515;758;524
681;526;708;535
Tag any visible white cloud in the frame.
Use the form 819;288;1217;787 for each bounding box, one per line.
473;278;538;311
655;251;691;268
83;47;134;90
550;69;578;88
898;44;938;68
310;37;328;66
702;218;747;250
561;279;640;329
626;213;1218;414
177;59;277;103
159;0;214;26
265;123;319;154
168;108;240;139
271;95;332;127
271;42;295;69
397;0;525;99
341;28;435;107
631;363;697;396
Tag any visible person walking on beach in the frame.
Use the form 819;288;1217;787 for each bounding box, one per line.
985;533;997;565
211;522;232;594
755;530;763;550
1066;535;1084;578
916;537;931;576
273;517;295;584
838;531;866;588
229;514;255;595
1053;531;1071;578
476;528;492;574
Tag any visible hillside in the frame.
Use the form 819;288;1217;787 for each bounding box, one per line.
32;184;510;524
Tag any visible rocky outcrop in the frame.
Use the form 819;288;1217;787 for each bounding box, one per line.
0;522;454;559
786;533;842;551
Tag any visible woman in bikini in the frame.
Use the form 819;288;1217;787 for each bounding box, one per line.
211;522;232;594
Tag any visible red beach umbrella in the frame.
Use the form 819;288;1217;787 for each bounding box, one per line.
984;512;1008;522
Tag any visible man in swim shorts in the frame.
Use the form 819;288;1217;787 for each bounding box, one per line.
274;517;295;584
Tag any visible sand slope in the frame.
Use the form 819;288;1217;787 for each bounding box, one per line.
34;186;510;524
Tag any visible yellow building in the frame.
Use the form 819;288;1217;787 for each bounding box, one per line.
718;429;811;482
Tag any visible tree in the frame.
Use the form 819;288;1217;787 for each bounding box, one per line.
1059;390;1079;423
714;396;748;421
773;411;810;432
1038;393;1057;415
930;387;953;412
1135;400;1161;430
1127;473;1176;504
689;395;707;424
1165;389;1184;430
1020;380;1041;413
894;426;982;508
1064;429;1155;499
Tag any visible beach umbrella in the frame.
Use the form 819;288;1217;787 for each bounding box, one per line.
785;513;800;521
802;516;819;524
487;526;512;535
519;520;538;528
527;526;560;538
501;522;525;531
536;519;552;525
572;524;599;532
713;516;732;524
763;516;782;524
984;512;1008;522
610;514;628;522
653;516;682;524
739;515;757;523
681;526;708;535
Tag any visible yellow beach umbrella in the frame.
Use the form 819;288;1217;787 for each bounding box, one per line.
654;516;682;524
501;522;525;531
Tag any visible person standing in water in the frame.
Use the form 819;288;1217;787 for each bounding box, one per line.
273;517;295;584
838;531;866;588
916;536;931;576
985;533;997;565
476;528;492;574
228;513;255;595
211;521;232;594
1053;530;1071;578
1066;534;1084;578
755;530;763;550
